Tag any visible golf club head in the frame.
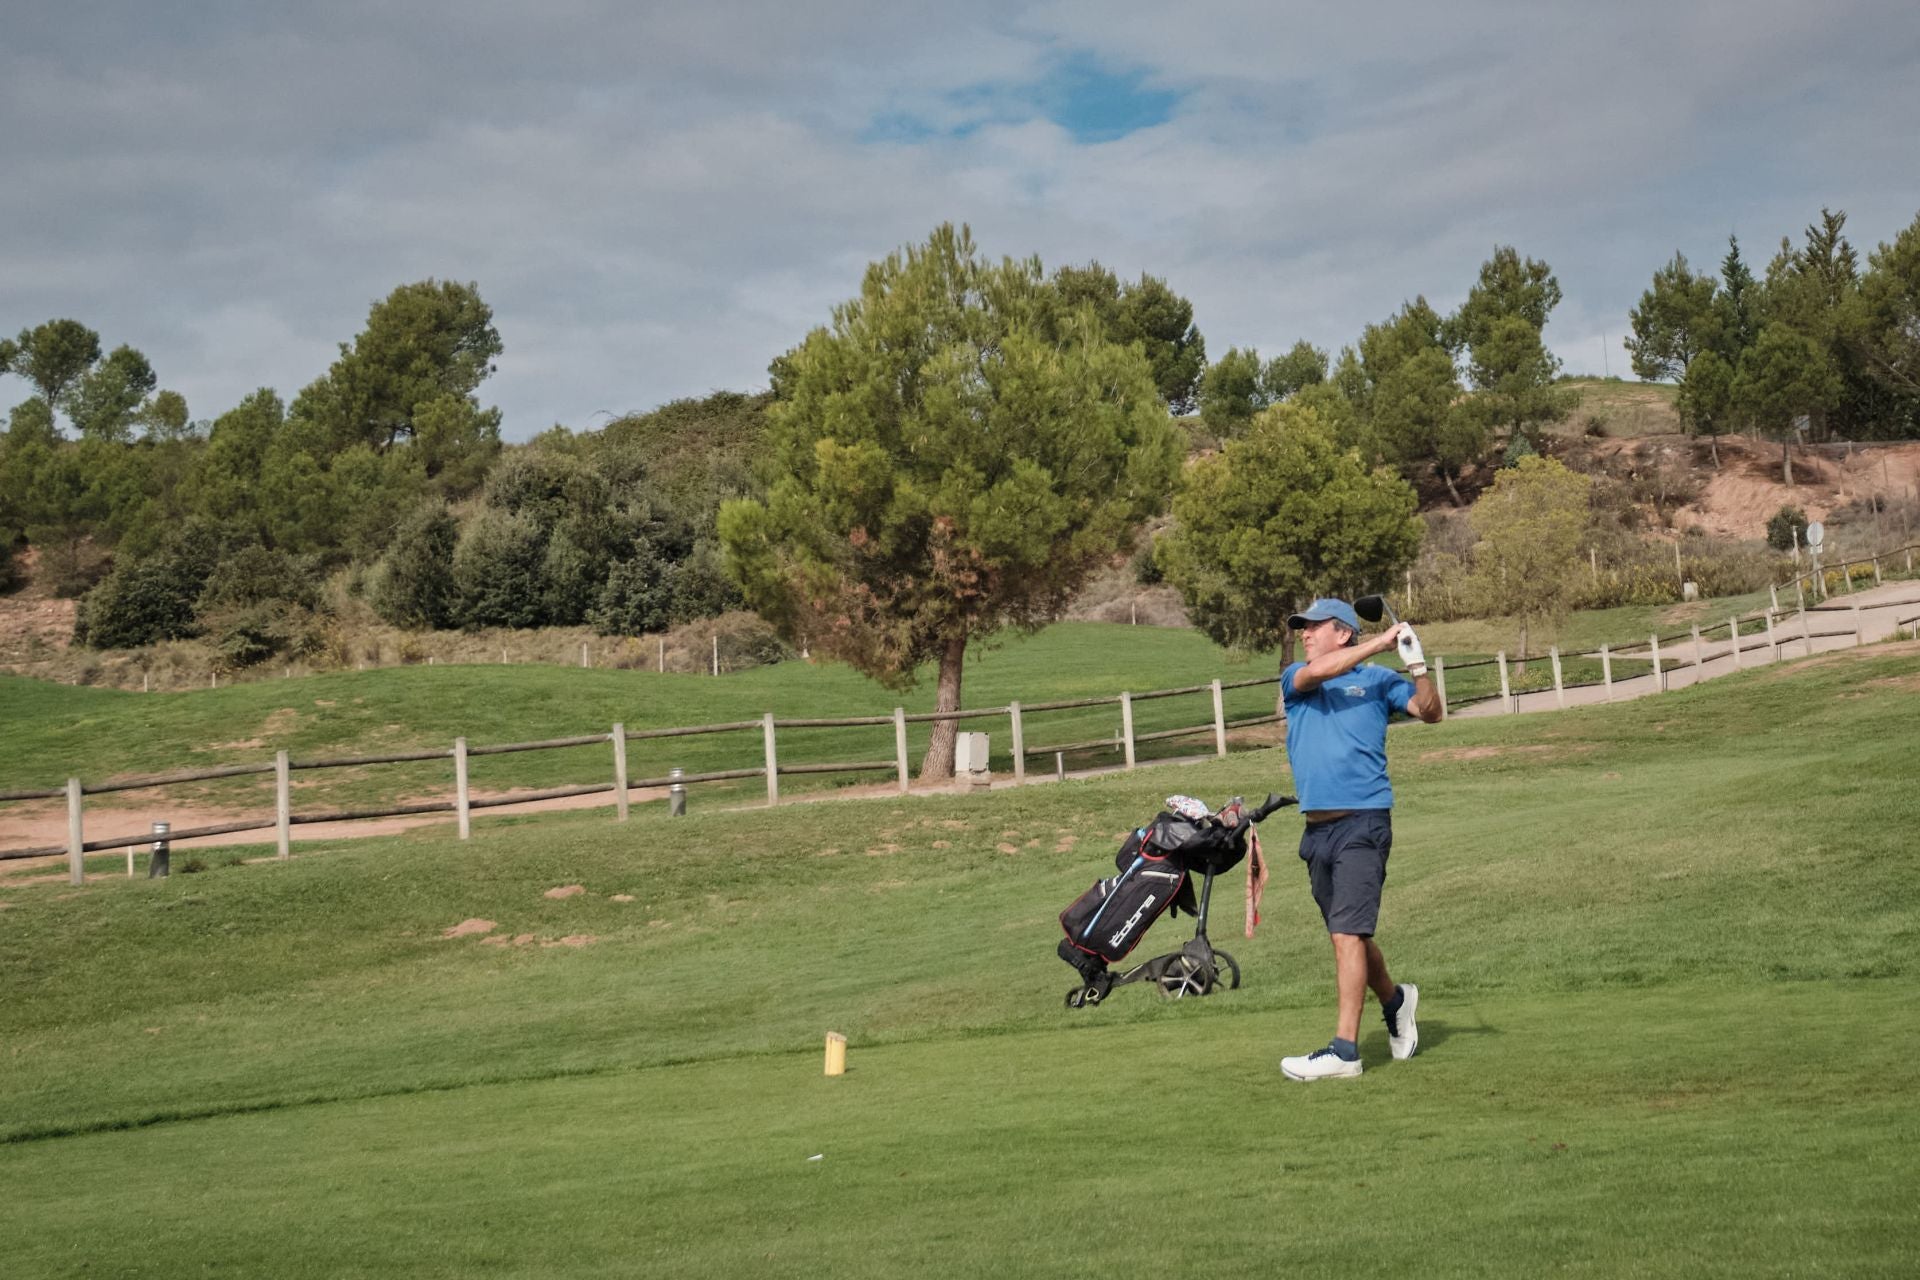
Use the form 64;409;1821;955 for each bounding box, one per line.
1353;594;1399;626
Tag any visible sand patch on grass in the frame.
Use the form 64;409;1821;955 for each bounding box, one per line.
610;893;635;902
543;884;585;899
441;918;497;939
541;934;597;948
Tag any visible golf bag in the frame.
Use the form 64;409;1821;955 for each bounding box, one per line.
1057;794;1293;1006
1057;821;1202;969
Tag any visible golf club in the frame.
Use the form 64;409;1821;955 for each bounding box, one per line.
1353;593;1400;627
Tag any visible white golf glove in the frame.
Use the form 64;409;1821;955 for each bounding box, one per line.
1396;626;1427;677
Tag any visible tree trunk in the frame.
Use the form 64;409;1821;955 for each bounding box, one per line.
1709;435;1720;469
1782;438;1794;487
1443;467;1465;508
917;631;968;782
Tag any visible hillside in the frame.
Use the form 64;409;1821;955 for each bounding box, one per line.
6;379;1918;686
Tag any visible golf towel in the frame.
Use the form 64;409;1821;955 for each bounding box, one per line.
1245;831;1268;938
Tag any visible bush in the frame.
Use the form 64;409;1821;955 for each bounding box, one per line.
451;509;546;628
198;545;324;612
368;502;459;629
666;539;744;623
203;600;328;670
75;556;201;649
1766;505;1809;552
1131;538;1163;585
590;544;672;636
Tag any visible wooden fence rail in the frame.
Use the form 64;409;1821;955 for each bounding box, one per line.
10;586;1914;884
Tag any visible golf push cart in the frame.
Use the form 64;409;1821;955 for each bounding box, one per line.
1057;792;1296;1008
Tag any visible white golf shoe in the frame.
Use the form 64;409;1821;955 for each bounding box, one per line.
1280;1046;1363;1081
1387;983;1419;1060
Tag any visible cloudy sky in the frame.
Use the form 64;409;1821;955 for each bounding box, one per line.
5;1;1918;439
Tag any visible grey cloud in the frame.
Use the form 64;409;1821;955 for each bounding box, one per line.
2;2;1916;437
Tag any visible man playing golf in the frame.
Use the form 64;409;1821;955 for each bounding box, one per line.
1277;597;1441;1081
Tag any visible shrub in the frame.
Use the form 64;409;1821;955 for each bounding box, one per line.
203;600;328;669
75;556;201;648
1131;538;1163;585
198;545;323;612
1766;505;1809;552
451;509;546;628
666;539;743;623
368;502;459;629
590;544;672;636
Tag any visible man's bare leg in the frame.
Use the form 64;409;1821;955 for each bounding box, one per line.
1364;937;1396;1006
1331;932;1369;1043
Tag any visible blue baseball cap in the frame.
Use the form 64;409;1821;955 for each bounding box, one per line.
1287;597;1361;643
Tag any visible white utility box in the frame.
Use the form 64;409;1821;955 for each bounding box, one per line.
954;732;991;776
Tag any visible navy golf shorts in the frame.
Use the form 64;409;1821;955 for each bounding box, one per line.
1298;810;1393;937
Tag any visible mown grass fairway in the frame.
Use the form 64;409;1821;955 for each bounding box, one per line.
3;646;1917;1276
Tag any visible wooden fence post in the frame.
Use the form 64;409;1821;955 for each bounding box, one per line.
762;713;779;806
1432;657;1448;719
1691;623;1704;669
67;777;84;886
1765;611;1779;662
1497;651;1513;714
1009;701;1026;786
1210;680;1227;757
1795;576;1806;611
1600;644;1613;702
581;642;590;669
612;724;629;822
1650;634;1664;692
893;708;909;794
275;750;291;860
455;738;471;840
1853;603;1864;646
1120;693;1136;770
1770;584;1779;614
1549;647;1565;708
1872;557;1882;585
1729;618;1742;669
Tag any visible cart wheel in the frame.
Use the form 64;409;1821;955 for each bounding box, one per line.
1082;981;1105;1006
1066;986;1087;1009
1157;954;1216;999
1213;949;1241;991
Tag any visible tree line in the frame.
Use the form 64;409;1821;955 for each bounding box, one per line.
4;206;1918;768
1625;208;1920;477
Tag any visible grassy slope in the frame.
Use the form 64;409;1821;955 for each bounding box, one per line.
1;647;1916;1275
1554;377;1682;438
0;579;1856;817
0;624;1287;812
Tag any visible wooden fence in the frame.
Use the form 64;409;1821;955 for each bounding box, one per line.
0;675;1289;885
12;549;1919;886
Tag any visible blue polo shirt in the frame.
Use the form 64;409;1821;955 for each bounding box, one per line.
1280;661;1414;810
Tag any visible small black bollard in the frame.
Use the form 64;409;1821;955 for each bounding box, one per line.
148;820;171;878
668;767;687;817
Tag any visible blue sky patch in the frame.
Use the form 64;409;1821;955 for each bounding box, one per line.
865;50;1180;145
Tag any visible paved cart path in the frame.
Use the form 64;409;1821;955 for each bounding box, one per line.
1448;581;1920;718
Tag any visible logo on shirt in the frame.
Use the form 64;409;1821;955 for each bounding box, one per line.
1342;684;1366;697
